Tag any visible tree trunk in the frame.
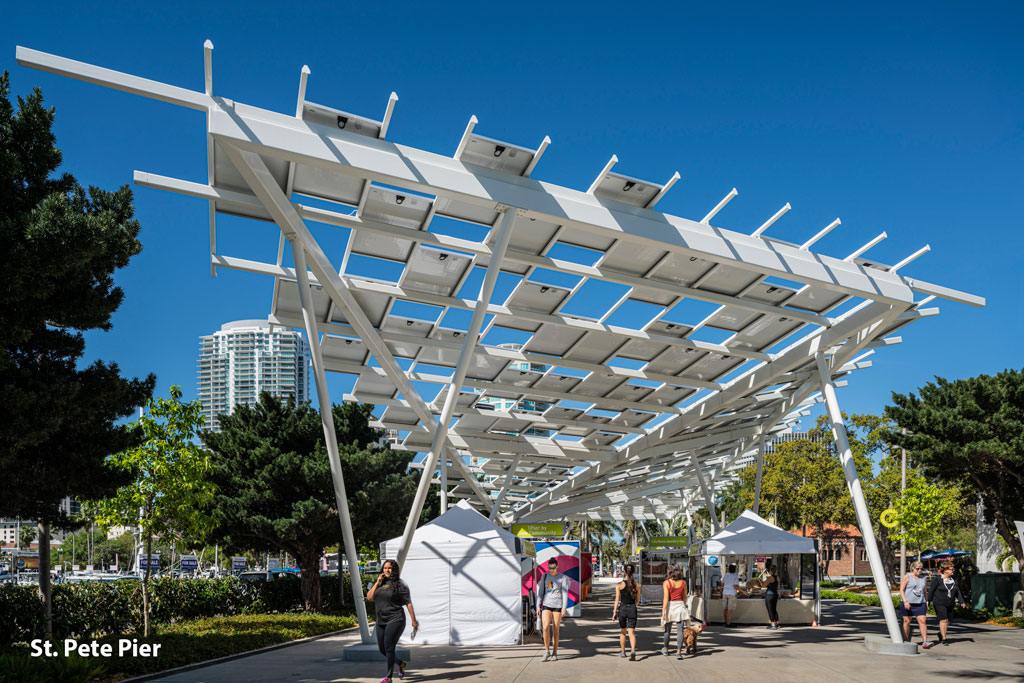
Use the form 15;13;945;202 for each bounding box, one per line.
992;506;1024;591
298;551;322;611
38;521;52;639
142;529;153;636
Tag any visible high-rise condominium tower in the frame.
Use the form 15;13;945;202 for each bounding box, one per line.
197;320;310;432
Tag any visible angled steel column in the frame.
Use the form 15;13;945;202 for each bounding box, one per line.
753;433;767;516
397;208;519;566
691;454;719;533
815;352;902;643
490;452;523;522
290;241;371;644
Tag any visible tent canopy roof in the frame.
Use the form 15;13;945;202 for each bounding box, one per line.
382;500;518;560
700;509;815;556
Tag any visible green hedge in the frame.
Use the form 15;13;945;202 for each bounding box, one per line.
820;589;1016;624
0;575;365;649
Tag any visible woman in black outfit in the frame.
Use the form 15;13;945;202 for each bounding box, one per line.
763;565;780;630
612;563;639;660
924;560;966;648
367;559;419;682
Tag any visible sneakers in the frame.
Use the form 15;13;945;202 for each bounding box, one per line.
676;652;684;660
542;652;551;662
620;651;627;658
942;640;949;646
660;648;670;656
551;653;558;661
921;641;933;649
398;660;407;679
630;650;636;661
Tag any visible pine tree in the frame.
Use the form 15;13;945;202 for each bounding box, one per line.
0;72;155;637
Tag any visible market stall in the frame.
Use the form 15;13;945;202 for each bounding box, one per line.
638;538;689;605
380;500;527;645
689;510;820;625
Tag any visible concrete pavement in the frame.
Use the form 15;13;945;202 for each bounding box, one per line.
149;581;1024;683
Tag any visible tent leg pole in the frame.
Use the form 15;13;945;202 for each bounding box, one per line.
816;353;902;644
291;240;371;644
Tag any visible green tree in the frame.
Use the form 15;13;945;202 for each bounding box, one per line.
91;386;213;636
0;72;155;637
200;395;419;611
19;526;36;550
886;370;1024;589
887;479;963;558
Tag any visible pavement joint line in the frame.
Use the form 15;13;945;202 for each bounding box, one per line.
119;624;362;682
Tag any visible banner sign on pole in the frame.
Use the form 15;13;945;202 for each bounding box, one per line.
649;536;688;547
232;556;247;572
511;523;564;538
180;554;199;571
267;557;281;571
140;553;160;571
14;553;40;570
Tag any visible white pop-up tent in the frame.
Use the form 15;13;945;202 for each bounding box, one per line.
694;509;820;625
381;500;523;645
702;509;815;555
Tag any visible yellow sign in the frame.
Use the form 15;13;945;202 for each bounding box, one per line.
650;536;688;547
880;508;899;529
511;523;564;538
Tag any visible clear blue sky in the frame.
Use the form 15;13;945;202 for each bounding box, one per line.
4;2;1021;432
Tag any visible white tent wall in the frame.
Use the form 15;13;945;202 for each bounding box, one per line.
382;500;522;645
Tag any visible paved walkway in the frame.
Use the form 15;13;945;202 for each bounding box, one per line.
153;581;1024;682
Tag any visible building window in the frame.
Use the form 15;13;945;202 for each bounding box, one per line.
860;550;867;562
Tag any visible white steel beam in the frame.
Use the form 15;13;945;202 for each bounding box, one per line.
289;240;372;643
396;207;518;565
815;352;902;643
489;452;523;521
753;432;766;516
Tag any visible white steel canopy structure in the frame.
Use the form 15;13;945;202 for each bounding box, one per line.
17;43;983;647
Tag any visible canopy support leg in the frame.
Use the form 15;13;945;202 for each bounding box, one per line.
816;352;902;644
691;454;719;533
753;433;766;516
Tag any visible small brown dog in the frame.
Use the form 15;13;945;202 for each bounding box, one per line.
682;623;704;655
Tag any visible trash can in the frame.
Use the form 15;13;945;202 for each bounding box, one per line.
971;573;1020;614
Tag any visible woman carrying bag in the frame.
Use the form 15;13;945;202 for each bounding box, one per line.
660;567;690;660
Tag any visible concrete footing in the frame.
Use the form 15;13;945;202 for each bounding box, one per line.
864;635;919;656
342;643;411;662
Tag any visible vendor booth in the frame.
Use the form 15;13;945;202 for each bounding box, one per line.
690;510;820;625
380;500;527;645
639;538;689;605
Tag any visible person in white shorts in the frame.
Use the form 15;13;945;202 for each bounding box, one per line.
722;564;741;627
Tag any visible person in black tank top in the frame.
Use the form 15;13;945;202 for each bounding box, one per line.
612;563;639;659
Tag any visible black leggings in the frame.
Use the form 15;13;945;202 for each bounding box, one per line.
765;594;780;623
375;619;405;678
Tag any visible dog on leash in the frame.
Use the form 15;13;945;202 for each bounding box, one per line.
682;623;704;655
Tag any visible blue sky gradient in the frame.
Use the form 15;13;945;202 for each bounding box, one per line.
4;2;1021;433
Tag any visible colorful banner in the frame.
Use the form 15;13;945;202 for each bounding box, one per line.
511;523;564;538
14;553;39;570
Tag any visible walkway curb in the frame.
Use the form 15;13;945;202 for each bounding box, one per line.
120;623;362;682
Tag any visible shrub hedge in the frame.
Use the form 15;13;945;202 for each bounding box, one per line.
0;575;364;649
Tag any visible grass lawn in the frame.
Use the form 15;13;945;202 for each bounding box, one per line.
99;612;358;679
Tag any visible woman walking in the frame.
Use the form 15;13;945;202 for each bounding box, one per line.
612;563;639;660
660;567;690;660
763;565;780;630
924;560;967;649
367;559;419;682
536;557;570;661
898;562;929;645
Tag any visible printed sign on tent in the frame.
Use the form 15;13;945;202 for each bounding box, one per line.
650;536;688;547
